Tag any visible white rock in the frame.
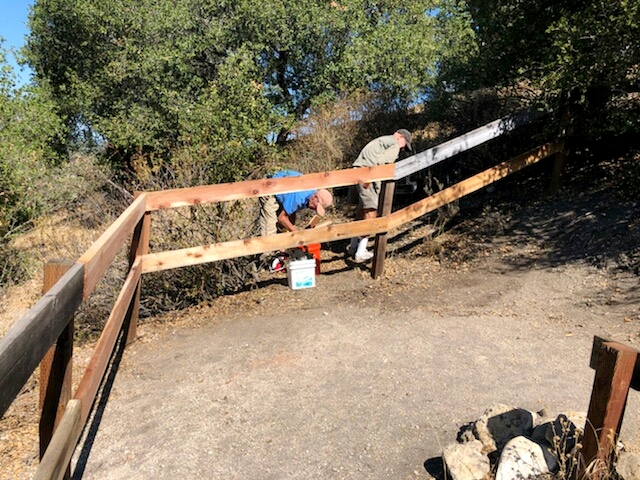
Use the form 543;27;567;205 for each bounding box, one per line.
442;439;491;480
495;436;551;480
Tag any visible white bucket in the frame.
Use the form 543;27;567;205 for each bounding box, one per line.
286;258;316;290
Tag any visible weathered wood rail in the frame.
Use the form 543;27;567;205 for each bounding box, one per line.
3;110;620;480
580;337;640;479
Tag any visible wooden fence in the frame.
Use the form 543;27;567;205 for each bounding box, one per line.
581;337;640;479
1;110;623;480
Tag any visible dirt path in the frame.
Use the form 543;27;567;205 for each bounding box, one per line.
70;233;640;479
2;158;639;479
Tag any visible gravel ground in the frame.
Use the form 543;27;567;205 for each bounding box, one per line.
2;153;639;479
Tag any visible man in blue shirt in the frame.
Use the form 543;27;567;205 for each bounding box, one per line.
259;170;333;236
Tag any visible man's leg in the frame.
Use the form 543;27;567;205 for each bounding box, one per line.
259;195;279;236
354;209;376;258
349;182;379;261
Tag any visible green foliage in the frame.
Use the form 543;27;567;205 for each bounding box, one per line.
25;0;474;167
435;0;640;140
0;43;118;295
458;1;639;97
545;1;640;96
0;43;68;239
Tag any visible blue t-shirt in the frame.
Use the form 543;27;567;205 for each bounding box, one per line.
272;170;314;215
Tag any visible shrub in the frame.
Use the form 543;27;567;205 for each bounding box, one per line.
127;147;265;316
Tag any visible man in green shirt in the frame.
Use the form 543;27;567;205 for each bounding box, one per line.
347;129;412;262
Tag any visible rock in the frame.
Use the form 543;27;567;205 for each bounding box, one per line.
442;440;491;480
562;411;587;432
617;451;640;480
473;404;539;453
532;414;580;451
495;436;551;480
457;422;477;443
531;413;585;477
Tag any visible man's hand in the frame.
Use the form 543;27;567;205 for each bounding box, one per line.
277;210;298;232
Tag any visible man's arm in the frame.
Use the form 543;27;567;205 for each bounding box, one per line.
277;209;298;232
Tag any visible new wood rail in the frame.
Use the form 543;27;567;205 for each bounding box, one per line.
0;111;583;480
141;142;562;273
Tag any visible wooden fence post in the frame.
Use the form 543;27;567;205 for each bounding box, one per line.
372;180;396;279
39;259;75;477
549;139;566;195
124;197;150;345
581;338;639;479
549;94;574;194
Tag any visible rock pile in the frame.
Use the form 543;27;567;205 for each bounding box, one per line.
427;404;640;480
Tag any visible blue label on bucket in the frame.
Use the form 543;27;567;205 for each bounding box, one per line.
295;276;314;288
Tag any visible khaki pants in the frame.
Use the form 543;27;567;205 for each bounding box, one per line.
350;181;380;210
259;195;279;236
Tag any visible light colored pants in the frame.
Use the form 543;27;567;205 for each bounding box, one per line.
355;181;381;210
259;195;279;236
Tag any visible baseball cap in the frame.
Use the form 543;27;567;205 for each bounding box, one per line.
396;129;412;151
314;189;333;216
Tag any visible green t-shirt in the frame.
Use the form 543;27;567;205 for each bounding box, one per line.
352;135;400;168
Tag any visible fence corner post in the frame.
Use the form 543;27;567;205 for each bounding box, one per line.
125;193;150;345
39;259;75;477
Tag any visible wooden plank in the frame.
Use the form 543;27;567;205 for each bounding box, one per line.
33;399;82;480
142;216;391;273
73;257;142;423
581;339;638;478
78;193;147;299
372;181;396;279
386;142;561;231
394;109;543;180
0;263;84;418
39;260;74;471
143;111;541;211
144;165;394;211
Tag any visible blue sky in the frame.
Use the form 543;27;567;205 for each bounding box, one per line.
1;0;34;86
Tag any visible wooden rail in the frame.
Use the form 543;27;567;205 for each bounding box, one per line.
0;111;581;479
0;264;84;416
393;109;544;179
144;165;395;211
580;337;640;479
74;257;142;423
78;194;147;298
141;142;561;273
33;400;82;480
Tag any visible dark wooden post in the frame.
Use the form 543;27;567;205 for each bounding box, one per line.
124;196;150;345
581;338;639;479
549;95;574;194
549;139;566;194
372;180;396;279
39;259;74;476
